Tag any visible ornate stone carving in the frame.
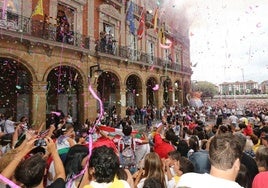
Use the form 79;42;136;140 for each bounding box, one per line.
99;4;121;20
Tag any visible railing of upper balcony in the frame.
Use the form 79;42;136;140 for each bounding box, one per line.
0;10;192;75
0;10;90;49
95;41;192;74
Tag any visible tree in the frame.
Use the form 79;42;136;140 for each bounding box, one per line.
191;81;218;98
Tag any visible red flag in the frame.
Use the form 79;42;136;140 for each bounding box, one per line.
137;9;145;40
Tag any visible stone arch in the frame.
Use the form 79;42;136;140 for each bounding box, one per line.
101;68;123;83
45;64;85;127
174;79;183;105
183;81;191;106
124;72;143;86
42;62;88;84
0;52;37;81
0;55;34;121
125;73;143;109
145;76;159;107
96;70;121;116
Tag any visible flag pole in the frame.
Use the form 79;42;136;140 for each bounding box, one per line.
23;0;44;32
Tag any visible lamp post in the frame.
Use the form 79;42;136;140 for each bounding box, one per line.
89;63;103;78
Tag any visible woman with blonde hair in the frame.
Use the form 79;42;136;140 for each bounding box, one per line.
134;152;167;188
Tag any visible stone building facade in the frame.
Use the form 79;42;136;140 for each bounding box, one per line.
0;0;192;126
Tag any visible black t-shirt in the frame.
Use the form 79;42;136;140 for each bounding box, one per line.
241;152;259;188
46;178;65;188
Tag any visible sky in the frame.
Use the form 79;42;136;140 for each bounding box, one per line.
159;0;268;85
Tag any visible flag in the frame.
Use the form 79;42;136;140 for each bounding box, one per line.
126;1;135;35
98;125;138;138
32;0;44;16
152;7;159;31
137;9;145;40
158;24;166;44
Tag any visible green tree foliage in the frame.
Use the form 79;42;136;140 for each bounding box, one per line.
191;81;218;98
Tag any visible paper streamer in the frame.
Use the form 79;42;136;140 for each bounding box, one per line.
152;84;159;91
66;78;104;188
0;174;20;188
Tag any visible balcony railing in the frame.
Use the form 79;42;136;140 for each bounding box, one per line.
0;10;90;49
95;42;192;74
1;10;192;75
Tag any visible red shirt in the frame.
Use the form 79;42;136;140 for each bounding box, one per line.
243;124;253;136
153;133;175;159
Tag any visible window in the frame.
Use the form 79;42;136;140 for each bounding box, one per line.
175;52;180;64
102;23;116;54
128;34;138;60
0;0;20;13
147;40;154;64
0;0;20;30
56;4;75;44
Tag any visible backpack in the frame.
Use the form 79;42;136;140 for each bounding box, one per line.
118;136;136;169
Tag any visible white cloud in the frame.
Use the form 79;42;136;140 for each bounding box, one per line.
188;0;268;84
156;0;267;84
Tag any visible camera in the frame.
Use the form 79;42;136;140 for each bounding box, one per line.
34;139;47;147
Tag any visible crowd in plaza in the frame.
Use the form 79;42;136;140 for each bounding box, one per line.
0;99;268;188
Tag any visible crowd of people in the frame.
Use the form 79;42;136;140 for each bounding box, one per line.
0;99;268;188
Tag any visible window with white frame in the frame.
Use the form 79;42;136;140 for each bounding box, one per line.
128;34;138;60
147;40;154;64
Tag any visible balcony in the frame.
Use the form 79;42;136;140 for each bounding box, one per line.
95;41;192;75
0;10;91;51
0;10;192;75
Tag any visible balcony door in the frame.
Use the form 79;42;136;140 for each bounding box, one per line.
56;3;75;44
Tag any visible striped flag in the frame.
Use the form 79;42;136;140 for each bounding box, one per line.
158;24;166;44
32;0;44;16
137;9;145;40
98;125;138;137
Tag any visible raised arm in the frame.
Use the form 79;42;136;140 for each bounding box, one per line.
45;136;66;181
1;138;36;179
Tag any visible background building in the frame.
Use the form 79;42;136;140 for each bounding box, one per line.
0;0;192;127
260;80;268;94
219;80;259;95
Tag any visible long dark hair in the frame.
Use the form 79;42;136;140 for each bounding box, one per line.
64;144;89;179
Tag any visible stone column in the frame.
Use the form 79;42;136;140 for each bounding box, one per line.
85;84;98;122
141;83;146;107
119;85;126;117
158;87;164;109
32;81;47;128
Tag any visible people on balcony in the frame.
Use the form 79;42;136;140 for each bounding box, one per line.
56;12;74;45
99;31;116;54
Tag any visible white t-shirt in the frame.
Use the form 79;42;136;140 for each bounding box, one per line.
176;173;243;188
4;119;15;134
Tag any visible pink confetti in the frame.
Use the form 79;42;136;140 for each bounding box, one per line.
152;84;159;91
51;111;61;116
